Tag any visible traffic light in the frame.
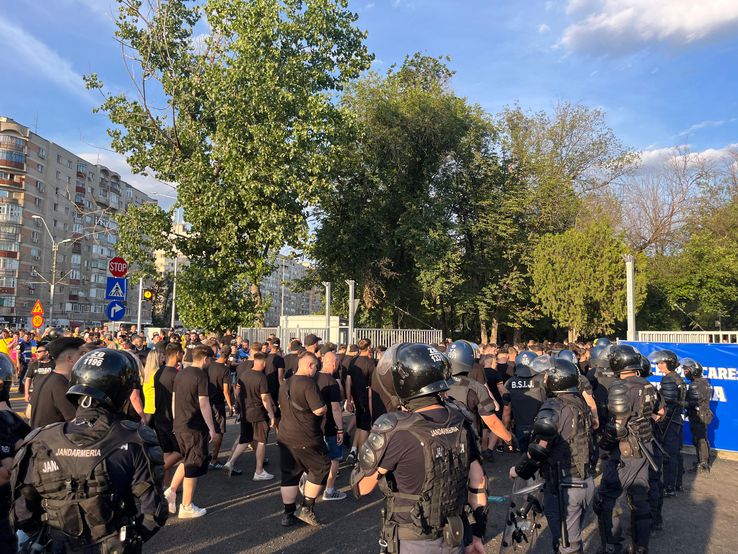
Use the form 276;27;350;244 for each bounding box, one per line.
143;289;154;301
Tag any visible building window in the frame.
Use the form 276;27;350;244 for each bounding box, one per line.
0;296;15;308
69;269;81;280
0;240;18;252
56;170;62;180
71;254;81;266
0;277;16;288
38;147;46;159
0;171;10;181
36;180;44;192
57;154;62;164
0;258;18;270
31;231;39;243
31;247;40;260
53;203;58;211
53;219;57;228
36;163;43;173
73;223;83;234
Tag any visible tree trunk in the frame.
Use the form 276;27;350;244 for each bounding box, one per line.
251;283;264;327
490;317;499;345
480;320;488;345
513;327;522;345
567;327;578;343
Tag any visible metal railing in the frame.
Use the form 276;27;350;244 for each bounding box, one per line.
236;326;443;348
637;331;738;344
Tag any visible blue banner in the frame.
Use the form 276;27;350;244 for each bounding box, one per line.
624;341;738;453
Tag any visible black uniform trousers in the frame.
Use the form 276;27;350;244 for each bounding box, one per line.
689;421;709;465
596;454;652;550
543;475;594;554
661;420;683;490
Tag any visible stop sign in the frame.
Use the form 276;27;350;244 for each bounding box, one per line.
108;257;129;277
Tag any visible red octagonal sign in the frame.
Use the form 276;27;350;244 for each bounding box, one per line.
108;257;129;278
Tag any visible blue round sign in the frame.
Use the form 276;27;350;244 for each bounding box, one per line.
106;300;126;322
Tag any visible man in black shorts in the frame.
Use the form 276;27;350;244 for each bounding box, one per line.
156;343;183;498
278;351;330;527
345;338;374;464
29;337;84;428
169;345;216;519
317;351;347;500
205;343;233;469
225;352;275;480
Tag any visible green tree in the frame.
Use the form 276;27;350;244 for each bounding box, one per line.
87;0;371;331
531;222;646;341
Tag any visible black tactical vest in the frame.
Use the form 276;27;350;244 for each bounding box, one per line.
447;375;496;433
25;421;144;543
686;379;713;425
660;371;686;421
545;394;593;479
623;377;656;444
380;406;470;539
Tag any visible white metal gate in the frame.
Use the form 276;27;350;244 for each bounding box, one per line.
637;331;738;344
236;326;443;347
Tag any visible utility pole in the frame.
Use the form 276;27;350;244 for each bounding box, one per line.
137;277;143;331
32;215;72;327
170;256;178;329
323;281;331;342
346;279;356;346
624;254;636;341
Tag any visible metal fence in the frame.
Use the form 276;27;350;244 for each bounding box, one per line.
236;326;443;347
637;331;738;344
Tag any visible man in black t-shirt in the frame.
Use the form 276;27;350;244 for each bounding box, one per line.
317;352;346;501
154;343;183;493
282;340;301;380
205;345;233;469
265;339;285;424
345;338;375;464
29;337;83;428
168;345;216;519
225;352;275;480
23;343;54;410
278;351;330;527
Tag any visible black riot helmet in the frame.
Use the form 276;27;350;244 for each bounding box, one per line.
555;349;578;365
0;353;13;388
544;358;580;394
639;355;652;378
67;349;139;412
391;343;450;404
446;340;476;376
609;345;643;375
680;358;704;380
590;343;613;370
44;327;65;341
649;350;679;372
529;354;555;375
593;337;611;347
514;350;538;378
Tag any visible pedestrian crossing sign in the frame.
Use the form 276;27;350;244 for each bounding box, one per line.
105;277;127;300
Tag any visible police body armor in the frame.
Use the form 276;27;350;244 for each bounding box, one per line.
659;372;686;429
540;395;593;479
686;379;713;426
590;368;617;431
358;404;471;548
447;375;495;434
607;378;657;458
14;420;161;552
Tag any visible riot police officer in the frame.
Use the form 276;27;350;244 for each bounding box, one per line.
351;343;488;554
638;356;666;531
649;349;685;496
595;345;659;554
503;350;546;453
11;348;168;552
586;343;617;437
509;357;595;554
446;340;512;447
682;358;712;474
0;353;31;551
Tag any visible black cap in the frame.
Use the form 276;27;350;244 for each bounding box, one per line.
319;343;336;355
47;337;85;360
289;339;302;351
304;334;321;347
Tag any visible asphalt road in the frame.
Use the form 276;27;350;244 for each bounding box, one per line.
9;391;736;553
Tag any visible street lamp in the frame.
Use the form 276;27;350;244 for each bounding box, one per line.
32;215;73;326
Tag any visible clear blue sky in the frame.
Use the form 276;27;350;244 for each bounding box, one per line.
1;0;737;199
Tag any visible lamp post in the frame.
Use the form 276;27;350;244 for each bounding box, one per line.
31;215;72;326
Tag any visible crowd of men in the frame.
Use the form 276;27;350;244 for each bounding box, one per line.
0;325;714;553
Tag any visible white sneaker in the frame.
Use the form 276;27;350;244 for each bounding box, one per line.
322;489;347;501
253;470;275;481
178;503;207;519
164;487;177;514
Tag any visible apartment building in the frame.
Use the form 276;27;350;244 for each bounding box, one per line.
0;116;154;328
261;256;322;326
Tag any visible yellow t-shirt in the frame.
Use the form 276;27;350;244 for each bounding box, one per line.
0;339;9;356
143;371;156;415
